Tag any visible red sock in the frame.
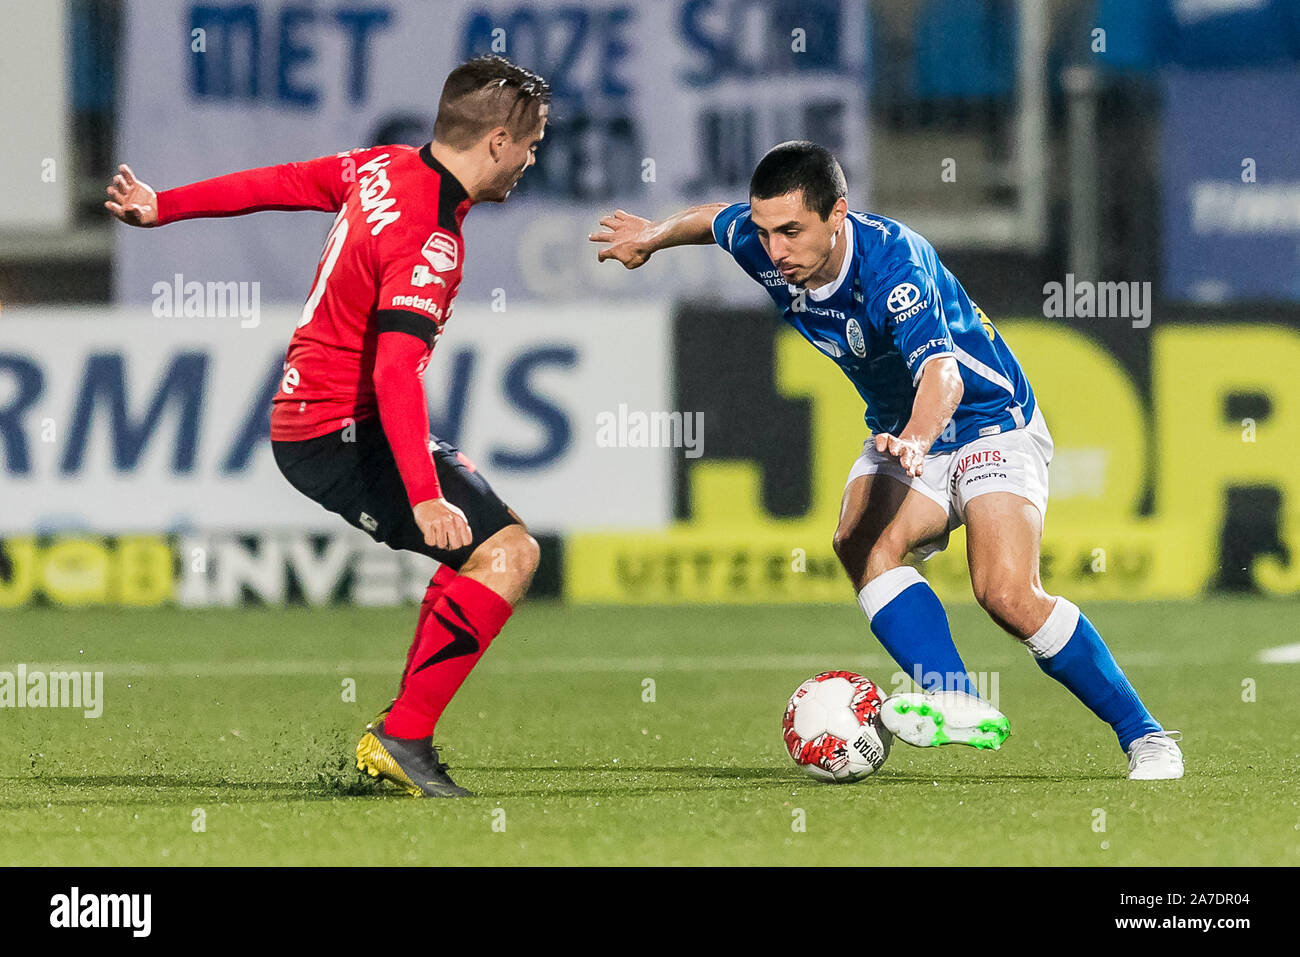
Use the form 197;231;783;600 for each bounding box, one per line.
397;564;459;697
385;575;513;739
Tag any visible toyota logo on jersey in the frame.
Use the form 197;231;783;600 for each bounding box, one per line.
422;232;459;272
886;282;921;313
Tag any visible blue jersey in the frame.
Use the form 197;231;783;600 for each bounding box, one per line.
712;204;1036;453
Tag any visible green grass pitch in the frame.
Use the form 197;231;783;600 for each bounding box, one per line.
2;598;1297;866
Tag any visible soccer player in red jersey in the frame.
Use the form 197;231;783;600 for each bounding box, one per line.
105;56;550;797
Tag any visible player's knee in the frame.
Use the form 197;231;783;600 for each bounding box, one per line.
517;531;541;582
495;526;540;586
973;576;1012;616
831;527;859;565
465;525;539;588
973;576;1043;633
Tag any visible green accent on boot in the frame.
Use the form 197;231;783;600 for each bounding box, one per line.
928;707;950;745
893;700;952;746
969;716;1011;750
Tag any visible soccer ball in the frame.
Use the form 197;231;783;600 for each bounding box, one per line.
783;671;892;782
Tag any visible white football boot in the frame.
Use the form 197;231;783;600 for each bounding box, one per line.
881;691;1011;750
1127;730;1184;780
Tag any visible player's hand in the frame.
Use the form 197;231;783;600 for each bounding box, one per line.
589;209;655;269
104;164;159;227
413;498;473;551
874;433;930;478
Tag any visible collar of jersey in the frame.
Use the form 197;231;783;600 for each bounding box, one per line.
799;214;855;303
419;142;471;207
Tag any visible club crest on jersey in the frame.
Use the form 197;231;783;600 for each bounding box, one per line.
846;318;867;357
422;232;459;272
886;282;921;313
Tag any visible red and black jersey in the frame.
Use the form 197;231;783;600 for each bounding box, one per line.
156;143;474;504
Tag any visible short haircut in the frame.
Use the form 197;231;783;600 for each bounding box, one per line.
749;141;848;220
433;55;551;150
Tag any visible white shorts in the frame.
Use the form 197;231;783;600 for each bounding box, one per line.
844;408;1054;559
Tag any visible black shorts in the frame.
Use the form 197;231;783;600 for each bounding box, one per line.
272;418;518;570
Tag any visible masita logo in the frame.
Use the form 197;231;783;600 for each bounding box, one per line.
50;887;151;937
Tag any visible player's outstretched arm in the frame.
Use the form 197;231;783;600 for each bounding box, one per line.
105;153;352;227
589;203;727;269
104;164;159;227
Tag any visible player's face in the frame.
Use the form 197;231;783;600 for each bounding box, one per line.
750;191;842;287
484;107;548;203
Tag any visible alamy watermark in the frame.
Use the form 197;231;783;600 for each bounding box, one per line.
889;666;999;709
596;404;704;458
50;887;150;937
152;273;261;328
1043;274;1151;329
0;665;103;718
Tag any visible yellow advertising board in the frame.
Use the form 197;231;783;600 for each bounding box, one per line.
568;322;1300;603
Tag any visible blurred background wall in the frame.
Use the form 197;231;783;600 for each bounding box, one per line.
2;0;1299;608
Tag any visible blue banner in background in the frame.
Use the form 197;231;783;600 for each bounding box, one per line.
1162;70;1300;303
119;0;870;306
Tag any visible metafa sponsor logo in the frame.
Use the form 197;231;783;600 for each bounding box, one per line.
1042;273;1151;329
595;404;704;458
388;294;444;320
50;887;150;937
0;665;103;718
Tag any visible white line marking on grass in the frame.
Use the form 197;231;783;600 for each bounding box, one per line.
1258;643;1300;664
16;654;891;679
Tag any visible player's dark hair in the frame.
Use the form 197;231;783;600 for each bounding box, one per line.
749;141;848;220
434;55;551;150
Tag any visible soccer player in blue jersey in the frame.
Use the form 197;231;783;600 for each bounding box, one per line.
590;141;1183;780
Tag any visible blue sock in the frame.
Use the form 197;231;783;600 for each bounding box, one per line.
859;567;976;695
1028;598;1161;751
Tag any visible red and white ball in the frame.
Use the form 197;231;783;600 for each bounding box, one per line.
783;671;892;782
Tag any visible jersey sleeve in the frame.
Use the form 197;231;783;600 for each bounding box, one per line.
374;225;461;345
371;217;464;507
710;202;751;254
372;332;442;506
869;265;955;386
155;150;360;224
